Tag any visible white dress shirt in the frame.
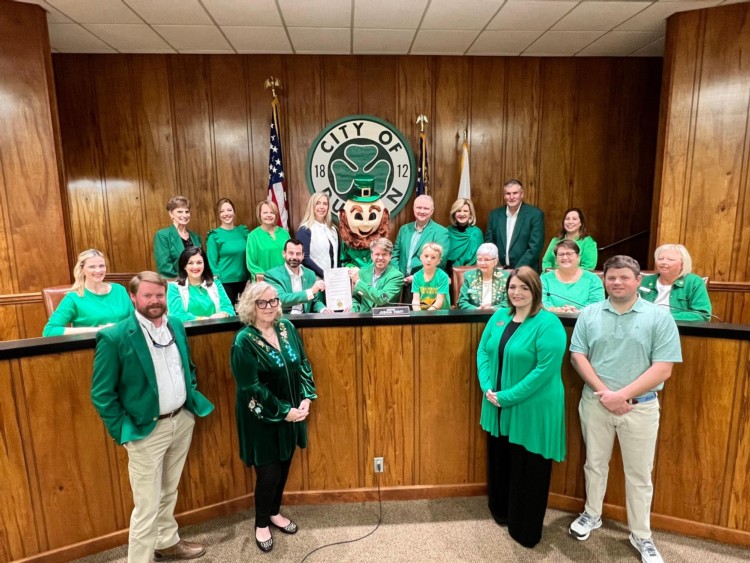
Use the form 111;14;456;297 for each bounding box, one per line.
505;204;522;266
136;311;186;414
309;222;338;272
285;264;312;314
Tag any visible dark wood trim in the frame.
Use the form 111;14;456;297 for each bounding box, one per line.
0;292;42;306
709;281;750;292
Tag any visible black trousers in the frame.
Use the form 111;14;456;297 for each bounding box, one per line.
487;433;552;548
222;281;247;308
254;456;293;528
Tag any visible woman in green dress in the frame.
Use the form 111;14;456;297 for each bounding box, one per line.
206;197;250;305
246;200;290;281
231;282;317;553
541;207;597;271
458;243;509;309
541;239;605;313
166;247;234;321
446;198;484;268
43;249;133;336
153;195;203;278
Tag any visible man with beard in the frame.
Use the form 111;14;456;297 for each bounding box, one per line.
91;271;214;563
264;239;329;314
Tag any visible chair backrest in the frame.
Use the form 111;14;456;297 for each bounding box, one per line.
42;285;73;318
255;273;265;283
451;266;478;307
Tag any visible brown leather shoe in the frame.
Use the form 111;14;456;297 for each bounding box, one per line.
154;540;206;560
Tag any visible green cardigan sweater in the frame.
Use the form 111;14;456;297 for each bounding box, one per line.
639;273;712;322
477;308;567;462
153;225;203;279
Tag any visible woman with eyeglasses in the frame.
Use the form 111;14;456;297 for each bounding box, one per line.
231;282;317;553
166;247;235;321
541;239;604;313
457;243;509;310
541;208;597;271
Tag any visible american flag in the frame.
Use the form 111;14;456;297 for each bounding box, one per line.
416;130;429;196
268;97;289;229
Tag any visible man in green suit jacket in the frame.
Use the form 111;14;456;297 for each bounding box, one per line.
485;179;545;271
263;238;329;314
350;238;405;312
392;195;450;284
91;271;213;563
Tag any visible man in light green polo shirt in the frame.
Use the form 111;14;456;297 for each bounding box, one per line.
568;255;681;563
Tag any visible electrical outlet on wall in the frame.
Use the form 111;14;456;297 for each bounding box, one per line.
374;457;384;473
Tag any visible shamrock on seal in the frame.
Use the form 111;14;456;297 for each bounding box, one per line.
331;144;391;197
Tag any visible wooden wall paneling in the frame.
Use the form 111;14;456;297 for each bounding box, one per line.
469;322;486;484
301;327;361;490
21;352;120;548
130;55;178;271
0;360;40;561
361;325;415;487
432;57;470;225
653;337;740;524
469;57;507;231
93;57;148;272
322;56;360;122
416;323;473;484
169;55;217;240
728;342;750;530
52;56;109;267
17;303;49;340
208;56;253;229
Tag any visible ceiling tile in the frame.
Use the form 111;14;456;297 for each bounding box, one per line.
467;30;544;55
278;0;351;28
123;0;212;25
48;22;117;52
353;0;428;29
353;28;414;54
45;0;141;24
577;30;664;56
411;30;479;54
421;0;504;30
84;23;175;52
488;1;577;32
222;26;293;53
202;0;282;26
152;25;233;51
631;36;665;57
288;27;350;54
18;0;72;23
552;1;651;31
617;1;722;32
524;30;605;55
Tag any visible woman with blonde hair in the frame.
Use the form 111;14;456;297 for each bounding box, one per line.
43;249;133;336
206;197;250;305
295;193;339;278
246;200;290;281
153;195;203;278
447;198;484;267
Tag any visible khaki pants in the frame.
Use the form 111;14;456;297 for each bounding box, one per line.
124;409;195;563
579;387;660;539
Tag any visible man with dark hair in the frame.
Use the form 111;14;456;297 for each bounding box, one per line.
485;179;545;270
568;256;682;563
263;239;329;314
91;271;214;563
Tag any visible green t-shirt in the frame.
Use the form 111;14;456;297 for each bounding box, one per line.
541;270;605;310
411;268;451;310
206;225;250;283
245;226;290;280
43;284;134;337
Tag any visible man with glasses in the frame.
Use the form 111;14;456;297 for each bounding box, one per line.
264;238;329;314
91;271;214;563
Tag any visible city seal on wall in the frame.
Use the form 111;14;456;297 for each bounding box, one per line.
306;115;416;220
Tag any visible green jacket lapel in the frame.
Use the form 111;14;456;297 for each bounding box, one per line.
127;314;158;396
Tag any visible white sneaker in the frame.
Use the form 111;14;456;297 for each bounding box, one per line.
568;512;602;540
630;533;664;563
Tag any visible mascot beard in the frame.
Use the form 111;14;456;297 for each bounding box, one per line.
339;203;391;250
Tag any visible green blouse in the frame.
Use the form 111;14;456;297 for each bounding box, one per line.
166;279;235;321
230;319;317;467
541;270;605;310
43;284;133;337
245;226;290;280
541;235;598;271
446;225;484;266
206;225;250;283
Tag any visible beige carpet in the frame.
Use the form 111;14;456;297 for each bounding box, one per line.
75;497;750;562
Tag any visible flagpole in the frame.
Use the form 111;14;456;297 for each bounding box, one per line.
264;76;290;229
416;114;429;196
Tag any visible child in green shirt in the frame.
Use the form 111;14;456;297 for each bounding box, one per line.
411;242;451;311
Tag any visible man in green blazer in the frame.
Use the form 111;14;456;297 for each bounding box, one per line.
91;271;214;563
485;179;545;271
263;238;329;314
392;194;450;284
350;238;405;312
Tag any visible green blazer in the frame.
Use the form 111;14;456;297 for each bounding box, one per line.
352;263;405;312
392;220;450;275
457;268;509;310
639;273;712;322
91;313;214;445
484;204;545;271
153;225;203;279
263;264;326;313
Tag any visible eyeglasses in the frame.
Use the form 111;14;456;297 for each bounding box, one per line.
556;252;578;258
141;323;176;349
256;297;280;309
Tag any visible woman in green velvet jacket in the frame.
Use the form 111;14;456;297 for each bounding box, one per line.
457;243;509;309
153;195;203;279
477;266;566;548
231;282;316;553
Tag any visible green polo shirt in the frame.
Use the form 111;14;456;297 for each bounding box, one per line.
570;296;682;392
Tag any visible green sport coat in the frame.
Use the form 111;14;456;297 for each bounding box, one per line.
91;313;214;445
153;225;203;279
352;263;405;312
263;264;327;313
392;220;451;275
484;203;545;271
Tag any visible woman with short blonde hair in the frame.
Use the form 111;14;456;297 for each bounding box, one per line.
246;200;290;281
447;198;484;267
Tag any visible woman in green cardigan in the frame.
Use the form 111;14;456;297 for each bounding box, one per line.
231;282;316;553
166;247;234;321
206;197;250;305
446;198;484;268
477;266;567;548
541;208;597;271
246;200;290;281
153;195;203;279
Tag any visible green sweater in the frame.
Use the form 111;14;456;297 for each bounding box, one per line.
541;235;598;271
446;225;484;266
477;308;567;462
541;270;605;310
639;273;712;322
206;225;250;283
166;279;235;321
43;284;134;337
245;226;290;280
153;225;203;279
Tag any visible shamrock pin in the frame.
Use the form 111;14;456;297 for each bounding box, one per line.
331;144;391;197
